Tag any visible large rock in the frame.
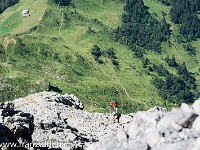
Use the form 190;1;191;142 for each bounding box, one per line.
168;108;198;128
144;128;160;148
192;99;200;114
181;103;192;113
132;111;163;129
44;92;84;110
152;139;195;150
12;92;94;149
0;102;15;117
187;137;200;150
0;123;18;144
0;102;34;144
192;116;200;131
87;105;200;150
117;129;128;143
148;106;167;112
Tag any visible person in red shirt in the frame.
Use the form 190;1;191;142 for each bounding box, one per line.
110;100;119;114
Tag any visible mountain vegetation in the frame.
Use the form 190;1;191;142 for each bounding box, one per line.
0;0;199;113
0;0;19;14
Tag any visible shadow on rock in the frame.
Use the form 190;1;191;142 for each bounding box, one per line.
47;82;62;93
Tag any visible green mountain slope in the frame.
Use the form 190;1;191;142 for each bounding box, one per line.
0;0;199;113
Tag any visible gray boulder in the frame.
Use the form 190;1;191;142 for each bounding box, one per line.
144;128;160;148
181;103;192;113
187;137;200;150
168;108;198;128
0;123;18;144
132;111;163;129
192;99;200;115
192;116;200;131
152;139;195;150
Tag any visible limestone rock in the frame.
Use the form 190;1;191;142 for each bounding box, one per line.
169;108;198;128
117;129;128;143
148;106;167;112
181;103;192;113
192;99;200;115
192;116;200;131
187;137;200;150
144;128;160;148
132;111;162;129
1;91;200;150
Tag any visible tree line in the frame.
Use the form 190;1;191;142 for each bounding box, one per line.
0;0;19;14
51;0;71;6
112;0;170;57
91;45;120;69
170;0;200;42
142;56;197;105
157;0;200;42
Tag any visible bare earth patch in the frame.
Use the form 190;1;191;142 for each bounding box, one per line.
2;62;10;68
73;33;79;38
109;15;116;24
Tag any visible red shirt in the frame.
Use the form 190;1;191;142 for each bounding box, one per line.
111;101;119;107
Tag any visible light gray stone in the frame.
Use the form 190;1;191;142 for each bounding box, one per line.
192;116;200;131
128;124;140;139
181;103;192;113
192;99;200;115
126;141;148;150
157;116;175;131
144;128;160;147
171;122;182;131
117;129;128;143
1;91;200;150
187;137;200;150
153;139;195;150
132;111;162;129
169;109;198;128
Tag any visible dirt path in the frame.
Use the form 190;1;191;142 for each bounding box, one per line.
4;37;10;50
0;15;8;25
3;37;17;51
57;6;149;109
38;5;47;23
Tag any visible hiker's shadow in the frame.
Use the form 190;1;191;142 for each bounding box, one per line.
47;82;62;93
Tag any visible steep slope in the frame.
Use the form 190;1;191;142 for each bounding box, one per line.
1;92;200;150
0;0;199;113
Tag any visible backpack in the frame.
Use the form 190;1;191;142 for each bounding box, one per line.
113;100;117;107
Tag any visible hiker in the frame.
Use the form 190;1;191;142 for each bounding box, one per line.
110;100;119;114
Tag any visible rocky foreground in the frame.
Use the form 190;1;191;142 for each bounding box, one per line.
1;92;200;150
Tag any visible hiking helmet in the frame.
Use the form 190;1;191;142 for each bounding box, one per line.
113;100;117;103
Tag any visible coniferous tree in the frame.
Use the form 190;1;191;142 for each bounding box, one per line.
53;0;71;6
112;0;170;55
168;55;178;67
183;44;196;55
170;0;200;41
0;0;19;14
165;55;170;63
91;45;102;60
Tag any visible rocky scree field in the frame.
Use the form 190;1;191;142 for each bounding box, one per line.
1;92;200;150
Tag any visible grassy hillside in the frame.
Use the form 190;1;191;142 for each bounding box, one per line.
0;0;199;114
